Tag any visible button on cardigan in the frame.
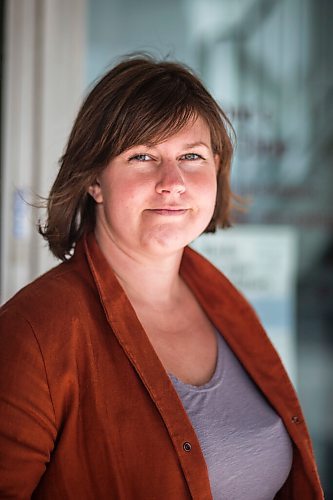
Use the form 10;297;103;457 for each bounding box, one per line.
0;233;323;499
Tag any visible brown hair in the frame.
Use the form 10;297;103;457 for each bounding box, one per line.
39;54;236;260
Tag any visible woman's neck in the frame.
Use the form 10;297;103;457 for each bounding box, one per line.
94;229;185;308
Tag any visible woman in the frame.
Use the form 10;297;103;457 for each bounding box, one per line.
0;56;323;499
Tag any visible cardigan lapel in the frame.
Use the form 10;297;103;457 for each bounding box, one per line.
180;245;321;491
179;245;303;419
83;233;212;500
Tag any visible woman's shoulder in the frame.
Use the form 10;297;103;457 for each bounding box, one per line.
182;246;253;310
3;260;77;306
0;255;98;336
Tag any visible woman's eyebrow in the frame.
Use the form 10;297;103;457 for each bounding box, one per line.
183;141;210;149
124;141;210;152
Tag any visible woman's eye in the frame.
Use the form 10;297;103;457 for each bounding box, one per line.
129;154;151;162
181;153;203;161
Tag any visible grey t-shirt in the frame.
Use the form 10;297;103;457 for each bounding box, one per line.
169;331;293;500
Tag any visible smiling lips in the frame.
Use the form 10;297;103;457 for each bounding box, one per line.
148;208;188;216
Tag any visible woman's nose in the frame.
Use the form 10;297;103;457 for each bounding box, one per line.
155;161;186;195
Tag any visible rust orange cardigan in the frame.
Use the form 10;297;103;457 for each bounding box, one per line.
0;233;323;499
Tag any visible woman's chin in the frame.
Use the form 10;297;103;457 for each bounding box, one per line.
140;225;204;256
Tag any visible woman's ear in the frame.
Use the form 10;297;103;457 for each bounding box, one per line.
87;179;103;203
214;154;220;173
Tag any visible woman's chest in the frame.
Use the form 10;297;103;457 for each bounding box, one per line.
134;301;218;386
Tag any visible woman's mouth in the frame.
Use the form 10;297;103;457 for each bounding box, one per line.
148;208;188;216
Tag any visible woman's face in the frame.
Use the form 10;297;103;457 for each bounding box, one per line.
89;116;219;258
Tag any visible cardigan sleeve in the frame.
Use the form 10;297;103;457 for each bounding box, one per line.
0;308;57;498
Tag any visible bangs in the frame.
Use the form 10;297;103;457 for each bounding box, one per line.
108;70;218;155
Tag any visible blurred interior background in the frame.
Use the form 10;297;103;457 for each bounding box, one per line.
1;0;332;496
